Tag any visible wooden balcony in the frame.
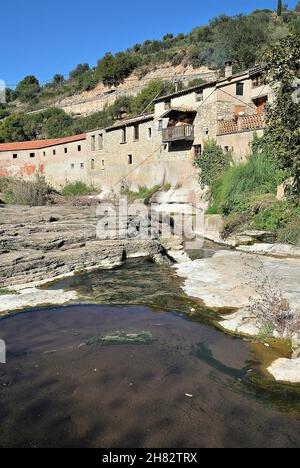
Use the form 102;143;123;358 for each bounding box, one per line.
162;124;195;142
218;114;265;135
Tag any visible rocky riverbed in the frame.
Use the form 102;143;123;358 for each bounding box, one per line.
0;204;173;290
1;204;300;384
174;249;300;383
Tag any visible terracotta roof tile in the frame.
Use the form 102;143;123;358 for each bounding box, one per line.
0;134;86;152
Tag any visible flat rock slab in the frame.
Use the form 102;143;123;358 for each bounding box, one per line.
174;250;300;383
268;358;300;383
174;250;300;311
237;243;300;259
219;308;260;336
0;287;78;315
0;205;171;288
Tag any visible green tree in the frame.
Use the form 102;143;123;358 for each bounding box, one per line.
15;76;41;103
0;108;74;142
53;74;65;86
163;33;174;40
262;34;300;192
187;78;206;88
0;105;10;120
40;108;74;138
211;14;271;69
277;0;283;16
69;63;90;80
131;80;166;115
5;88;17;103
96;52;139;86
0;113;27;142
194;139;232;188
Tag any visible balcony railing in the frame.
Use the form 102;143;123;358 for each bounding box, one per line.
218;114;265;135
162;124;195;142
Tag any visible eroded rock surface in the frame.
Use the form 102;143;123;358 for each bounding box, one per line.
268;358;300;383
0;205;171;288
174;250;300;311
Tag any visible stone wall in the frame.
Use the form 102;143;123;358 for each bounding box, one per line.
86;116;200;193
55;65;218;117
0;138;88;189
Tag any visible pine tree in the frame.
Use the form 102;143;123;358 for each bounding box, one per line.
277;0;283;16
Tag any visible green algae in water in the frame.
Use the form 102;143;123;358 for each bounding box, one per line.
85;330;156;347
0;288;18;296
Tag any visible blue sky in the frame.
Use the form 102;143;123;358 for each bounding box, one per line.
1;0;298;86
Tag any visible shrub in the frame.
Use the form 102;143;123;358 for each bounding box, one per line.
131;80;167;115
278;220;300;246
61;181;97;197
15;76;41;103
221;212;250;238
210;153;284;215
252;198;300;242
0;176;11;193
244;257;300;339
195;139;232;189
0;288;18;296
3;176;52;206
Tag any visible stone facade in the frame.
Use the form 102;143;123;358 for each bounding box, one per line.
0;135;87;188
0;66;274;192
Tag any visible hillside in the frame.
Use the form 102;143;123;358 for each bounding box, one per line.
0;4;299;142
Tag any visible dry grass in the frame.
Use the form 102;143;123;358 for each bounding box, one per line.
243;257;300;340
0;175;52;206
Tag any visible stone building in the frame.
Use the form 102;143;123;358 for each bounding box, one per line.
0;65;273;193
0;134;87;187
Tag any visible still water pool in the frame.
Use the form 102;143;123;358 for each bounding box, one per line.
0;258;300;448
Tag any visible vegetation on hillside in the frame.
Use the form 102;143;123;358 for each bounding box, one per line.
0;79;174;142
1;3;299;126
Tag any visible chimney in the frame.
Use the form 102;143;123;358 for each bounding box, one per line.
225;61;233;79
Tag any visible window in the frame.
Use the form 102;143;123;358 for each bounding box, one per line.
224;146;229;153
71;163;75;169
158;120;163;131
91;159;95;170
236;82;244;96
194;145;202;156
80;163;84;169
78;145;82;152
252;76;264;88
121;127;127;143
133;125;139;141
147;127;152;140
13;154;18;159
196;90;204;102
53;149;56;155
30;153;35;158
91;135;96;151
128;155;133;165
98;133;103;150
64;147;68;154
102;160;105;167
43;151;46;157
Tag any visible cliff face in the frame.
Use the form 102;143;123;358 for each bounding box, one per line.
55;64;218;117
